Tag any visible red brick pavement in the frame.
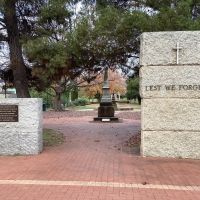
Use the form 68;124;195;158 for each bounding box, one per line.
0;112;199;200
0;185;199;200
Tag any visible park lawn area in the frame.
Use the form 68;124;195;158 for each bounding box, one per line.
75;105;97;110
117;102;141;110
43;129;65;147
71;103;99;110
131;103;141;110
69;102;141;111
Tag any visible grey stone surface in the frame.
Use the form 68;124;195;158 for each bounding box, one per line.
140;65;200;98
141;131;200;159
0;98;43;155
140;31;200;66
142;99;200;131
140;31;200;159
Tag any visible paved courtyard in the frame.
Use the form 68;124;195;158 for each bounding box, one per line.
0;111;199;200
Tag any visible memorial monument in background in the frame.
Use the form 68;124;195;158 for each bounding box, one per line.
94;67;118;122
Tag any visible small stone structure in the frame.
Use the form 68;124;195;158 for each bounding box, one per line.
140;31;200;159
0;98;43;155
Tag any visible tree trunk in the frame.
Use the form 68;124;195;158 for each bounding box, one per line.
54;92;63;111
138;95;141;105
4;0;30;98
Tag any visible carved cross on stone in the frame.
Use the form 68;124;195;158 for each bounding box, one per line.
173;42;183;64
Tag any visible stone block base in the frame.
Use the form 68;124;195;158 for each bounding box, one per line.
0;98;43;155
141;131;200;159
98;105;114;118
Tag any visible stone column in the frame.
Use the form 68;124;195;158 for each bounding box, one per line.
100;67;112;104
140;31;200;159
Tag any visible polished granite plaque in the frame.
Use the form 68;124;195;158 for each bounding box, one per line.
0;105;18;122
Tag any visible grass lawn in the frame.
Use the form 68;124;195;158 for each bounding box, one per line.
43;129;65;147
131;103;141;110
66;102;141;111
74;105;97;110
69;103;99;110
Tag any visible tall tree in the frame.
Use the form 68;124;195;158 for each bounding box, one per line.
74;6;149;72
0;0;49;97
0;0;81;98
1;0;31;97
126;77;140;104
24;0;95;110
148;0;200;31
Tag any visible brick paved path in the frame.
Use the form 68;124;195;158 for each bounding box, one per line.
0;111;199;200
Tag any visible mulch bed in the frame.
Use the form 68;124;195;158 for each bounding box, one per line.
125;132;141;147
122;131;141;155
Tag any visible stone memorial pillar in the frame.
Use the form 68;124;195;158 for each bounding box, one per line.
0;98;43;155
94;67;118;122
140;31;200;159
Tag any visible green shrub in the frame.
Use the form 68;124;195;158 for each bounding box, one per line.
67;101;75;107
73;98;89;106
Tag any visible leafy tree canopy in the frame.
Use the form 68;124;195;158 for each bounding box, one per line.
2;0;200;99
